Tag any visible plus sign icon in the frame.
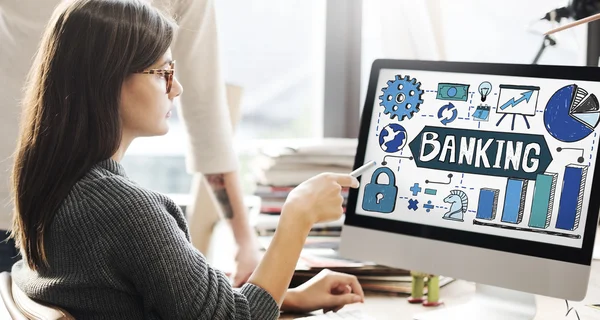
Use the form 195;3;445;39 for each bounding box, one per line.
410;183;422;196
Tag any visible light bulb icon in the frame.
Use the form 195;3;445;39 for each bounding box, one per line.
478;81;492;102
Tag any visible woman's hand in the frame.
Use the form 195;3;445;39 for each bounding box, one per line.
283;173;359;227
281;269;365;314
246;173;359;307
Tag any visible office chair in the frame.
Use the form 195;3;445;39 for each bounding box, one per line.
0;272;74;320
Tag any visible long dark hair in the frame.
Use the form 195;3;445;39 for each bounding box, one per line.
11;0;175;271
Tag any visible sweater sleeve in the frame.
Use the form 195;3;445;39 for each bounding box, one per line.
165;0;239;175
92;180;279;319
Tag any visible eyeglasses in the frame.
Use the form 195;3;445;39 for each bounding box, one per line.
137;60;175;94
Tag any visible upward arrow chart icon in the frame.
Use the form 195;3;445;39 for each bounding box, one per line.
499;90;534;110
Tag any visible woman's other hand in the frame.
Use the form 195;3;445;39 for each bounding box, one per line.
281;269;365;314
283;173;359;227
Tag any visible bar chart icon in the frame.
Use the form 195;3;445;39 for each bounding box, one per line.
528;173;558;229
476;188;499;220
556;164;588;231
501;178;528;224
472;167;586;239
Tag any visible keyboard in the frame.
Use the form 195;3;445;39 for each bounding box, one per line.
296;310;376;319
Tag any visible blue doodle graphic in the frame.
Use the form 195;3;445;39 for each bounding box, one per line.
478;81;492;102
424;200;435;212
494;85;540;131
409;183;422;196
362;167;398;213
378;124;408;153
544;84;600;142
473;105;491;121
556;165;587;230
381;154;413;165
442;190;468;222
500;90;535;110
425;173;453;185
437;83;469;101
424;188;437;195
437;103;458;126
408;199;419;211
556;147;585;163
379;75;424;121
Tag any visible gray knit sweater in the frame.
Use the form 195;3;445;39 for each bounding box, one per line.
12;159;280;320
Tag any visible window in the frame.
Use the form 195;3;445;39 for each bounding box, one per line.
121;1;326;194
216;0;326;140
360;0;588;106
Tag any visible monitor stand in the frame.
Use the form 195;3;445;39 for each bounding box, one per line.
414;284;536;320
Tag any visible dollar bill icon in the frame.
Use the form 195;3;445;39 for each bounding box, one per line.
437;83;470;101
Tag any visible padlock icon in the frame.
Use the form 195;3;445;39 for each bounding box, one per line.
362;167;398;213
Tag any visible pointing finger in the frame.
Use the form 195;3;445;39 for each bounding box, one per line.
329;173;360;188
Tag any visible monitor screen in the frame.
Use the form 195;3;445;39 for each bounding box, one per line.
345;60;600;265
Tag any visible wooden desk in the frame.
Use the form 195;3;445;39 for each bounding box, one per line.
280;261;600;319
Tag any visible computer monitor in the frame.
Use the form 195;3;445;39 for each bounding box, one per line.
339;59;600;320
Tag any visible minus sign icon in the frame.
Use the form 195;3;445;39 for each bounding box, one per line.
424;189;437;195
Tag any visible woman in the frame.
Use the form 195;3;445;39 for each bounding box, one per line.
9;0;364;319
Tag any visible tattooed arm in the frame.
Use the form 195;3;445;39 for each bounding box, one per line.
205;170;260;287
205;172;235;219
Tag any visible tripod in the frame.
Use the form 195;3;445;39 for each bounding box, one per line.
532;34;557;65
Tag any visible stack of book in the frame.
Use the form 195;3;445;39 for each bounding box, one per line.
249;138;357;235
257;235;454;295
251;138;357;188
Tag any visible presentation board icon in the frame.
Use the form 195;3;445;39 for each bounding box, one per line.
497;85;540;116
544;84;600;142
362;167;398;213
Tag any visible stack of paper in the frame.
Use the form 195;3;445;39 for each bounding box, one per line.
251;138;357;187
249;138;357;233
257;235;454;295
252;214;345;236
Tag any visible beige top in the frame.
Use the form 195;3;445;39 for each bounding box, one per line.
0;0;237;230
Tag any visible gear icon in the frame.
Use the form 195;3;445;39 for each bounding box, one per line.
379;75;424;121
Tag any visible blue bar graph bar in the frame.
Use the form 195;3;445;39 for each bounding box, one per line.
556;165;587;231
501;178;528;224
529;173;557;229
476;188;499;220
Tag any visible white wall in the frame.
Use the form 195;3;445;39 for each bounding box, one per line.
360;0;589;107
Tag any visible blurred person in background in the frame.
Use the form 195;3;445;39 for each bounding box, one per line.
0;0;260;286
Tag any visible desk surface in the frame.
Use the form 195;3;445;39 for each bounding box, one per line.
207;222;600;319
280;261;600;319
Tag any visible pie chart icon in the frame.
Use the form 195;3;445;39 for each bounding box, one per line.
544;84;599;142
